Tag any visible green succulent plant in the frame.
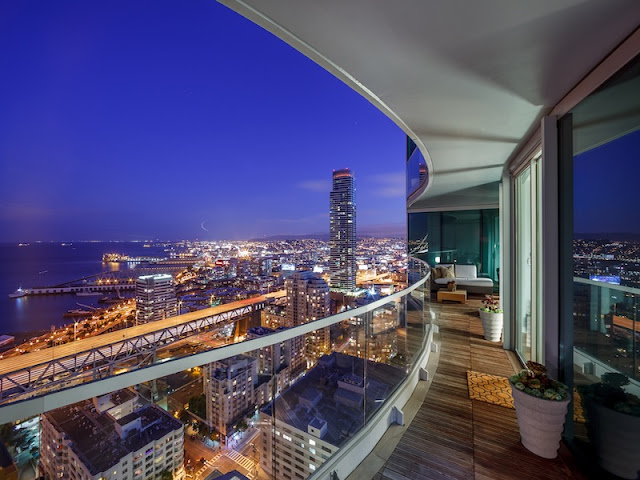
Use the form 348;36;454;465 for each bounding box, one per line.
578;372;640;418
509;361;569;401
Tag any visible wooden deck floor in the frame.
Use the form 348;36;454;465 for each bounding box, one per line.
374;299;580;480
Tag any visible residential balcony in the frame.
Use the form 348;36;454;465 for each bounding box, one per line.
1;2;639;480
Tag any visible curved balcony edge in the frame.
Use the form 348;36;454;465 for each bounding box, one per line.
310;322;435;480
0;260;432;425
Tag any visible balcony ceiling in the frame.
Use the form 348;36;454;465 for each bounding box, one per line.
220;0;640;208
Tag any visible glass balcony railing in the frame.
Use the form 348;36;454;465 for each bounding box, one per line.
573;277;640;390
0;259;432;480
406;147;428;199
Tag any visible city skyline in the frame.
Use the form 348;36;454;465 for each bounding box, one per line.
0;1;406;243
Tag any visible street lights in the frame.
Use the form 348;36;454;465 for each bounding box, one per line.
178;300;183;316
73;321;78;342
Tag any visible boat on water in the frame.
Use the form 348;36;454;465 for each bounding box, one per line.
99;296;124;304
8;287;26;299
63;309;93;318
76;291;102;297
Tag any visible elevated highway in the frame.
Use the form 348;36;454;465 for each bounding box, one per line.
0;291;285;414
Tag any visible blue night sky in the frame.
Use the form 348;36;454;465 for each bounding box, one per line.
574;128;640;235
0;1;406;242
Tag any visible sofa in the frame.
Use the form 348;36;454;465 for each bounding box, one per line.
430;264;494;295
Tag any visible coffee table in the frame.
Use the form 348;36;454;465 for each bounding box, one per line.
437;289;467;304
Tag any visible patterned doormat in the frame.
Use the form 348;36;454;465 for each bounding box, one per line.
467;371;514;408
466;370;585;422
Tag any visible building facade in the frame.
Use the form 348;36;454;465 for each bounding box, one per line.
40;391;184;480
135;274;178;324
329;169;356;292
204;355;257;442
285;271;331;370
246;326;291;399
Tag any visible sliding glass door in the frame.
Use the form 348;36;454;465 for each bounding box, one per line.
514;154;542;362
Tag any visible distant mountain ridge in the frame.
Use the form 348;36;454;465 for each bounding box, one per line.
575;232;640;241
250;231;406;242
249;233;330;241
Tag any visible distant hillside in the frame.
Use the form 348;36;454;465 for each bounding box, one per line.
250;231;406;242
249;233;330;241
575;232;640;241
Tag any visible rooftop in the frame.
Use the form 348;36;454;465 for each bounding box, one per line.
262;352;403;447
45;401;182;475
138;274;173;281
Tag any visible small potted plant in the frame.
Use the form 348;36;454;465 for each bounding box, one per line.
578;372;640;479
479;294;503;342
509;361;570;459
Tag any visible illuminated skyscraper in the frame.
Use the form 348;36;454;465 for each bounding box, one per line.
330;168;356;292
135;274;177;323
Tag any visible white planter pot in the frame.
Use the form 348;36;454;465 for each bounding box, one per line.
478;309;503;342
510;382;570;459
585;399;640;479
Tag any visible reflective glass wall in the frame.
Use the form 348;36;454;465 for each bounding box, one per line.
406;137;428;199
408;209;499;283
560;54;640;477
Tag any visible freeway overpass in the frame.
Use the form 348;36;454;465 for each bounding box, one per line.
0;291;285;418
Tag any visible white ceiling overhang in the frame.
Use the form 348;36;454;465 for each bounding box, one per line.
219;0;640;209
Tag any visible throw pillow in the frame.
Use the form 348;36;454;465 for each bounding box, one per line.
431;267;441;279
439;265;455;279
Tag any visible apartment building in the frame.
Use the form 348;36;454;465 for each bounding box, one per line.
204;355;258;443
41;392;184;480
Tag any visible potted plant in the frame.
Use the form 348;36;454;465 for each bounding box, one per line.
578;372;640;479
478;294;503;342
509;361;570;459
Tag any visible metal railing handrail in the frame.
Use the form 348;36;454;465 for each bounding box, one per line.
0;259;431;424
574;276;640;295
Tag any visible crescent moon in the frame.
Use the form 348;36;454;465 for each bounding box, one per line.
201;221;209;232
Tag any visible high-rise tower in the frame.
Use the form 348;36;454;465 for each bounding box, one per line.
330;168;356;292
135;274;177;324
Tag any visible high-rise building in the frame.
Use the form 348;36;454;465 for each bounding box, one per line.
246;326;291;398
261;258;273;276
40;390;184;480
135;274;178;324
330;168;356;292
204;355;258;443
261;303;287;329
259;352;402;479
285;271;331;371
246;327;287;376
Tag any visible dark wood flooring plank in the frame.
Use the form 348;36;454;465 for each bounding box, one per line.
377;298;578;480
